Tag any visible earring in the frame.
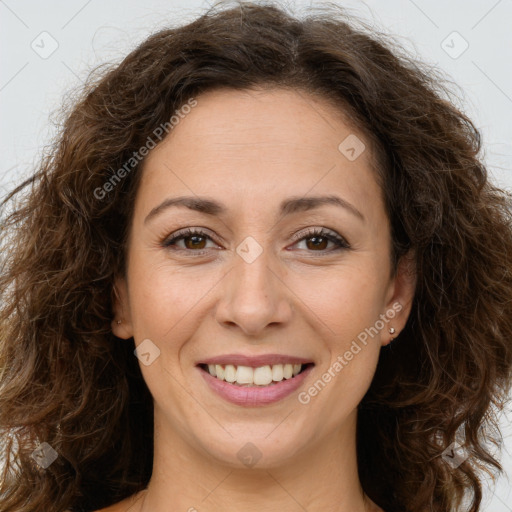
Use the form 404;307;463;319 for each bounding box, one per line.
117;320;122;325
389;327;395;335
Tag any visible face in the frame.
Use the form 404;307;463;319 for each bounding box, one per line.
112;87;415;469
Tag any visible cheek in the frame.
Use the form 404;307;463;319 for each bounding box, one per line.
311;345;379;436
290;261;387;338
126;260;231;397
291;263;385;402
127;256;220;342
297;284;383;430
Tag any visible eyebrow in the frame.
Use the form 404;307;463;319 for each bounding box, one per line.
144;194;365;225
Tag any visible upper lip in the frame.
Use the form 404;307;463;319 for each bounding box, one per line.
196;353;314;367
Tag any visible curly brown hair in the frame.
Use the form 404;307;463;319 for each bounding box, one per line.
1;2;511;511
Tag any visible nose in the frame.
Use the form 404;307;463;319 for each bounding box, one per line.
214;246;293;337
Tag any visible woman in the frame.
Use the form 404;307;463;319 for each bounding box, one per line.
1;2;511;511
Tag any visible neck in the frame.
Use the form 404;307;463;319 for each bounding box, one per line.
138;408;377;512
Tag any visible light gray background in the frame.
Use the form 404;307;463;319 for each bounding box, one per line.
1;0;511;510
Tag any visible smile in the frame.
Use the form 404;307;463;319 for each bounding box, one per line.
199;363;313;386
197;362;315;406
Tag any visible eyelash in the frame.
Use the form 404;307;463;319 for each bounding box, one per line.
161;227;351;256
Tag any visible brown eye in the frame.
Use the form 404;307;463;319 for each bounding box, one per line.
163;228;217;254
291;227;350;253
183;234;207;250
304;235;329;251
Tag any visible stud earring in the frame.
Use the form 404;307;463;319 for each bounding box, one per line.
117;320;122;325
389;327;395;335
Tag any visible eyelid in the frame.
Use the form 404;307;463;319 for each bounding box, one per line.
288;227;351;251
289;226;346;243
162;225;351;255
162;227;220;248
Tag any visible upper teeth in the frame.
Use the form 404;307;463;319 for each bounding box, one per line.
207;364;303;386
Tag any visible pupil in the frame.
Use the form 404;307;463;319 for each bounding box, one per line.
307;236;327;250
187;236;205;249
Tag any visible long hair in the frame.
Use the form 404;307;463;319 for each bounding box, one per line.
1;2;511;511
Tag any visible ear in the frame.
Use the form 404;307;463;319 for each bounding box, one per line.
381;249;416;346
111;276;134;339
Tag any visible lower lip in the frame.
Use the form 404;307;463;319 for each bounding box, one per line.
198;365;314;407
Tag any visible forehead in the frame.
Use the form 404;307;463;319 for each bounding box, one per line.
138;87;384;222
152;87;369;158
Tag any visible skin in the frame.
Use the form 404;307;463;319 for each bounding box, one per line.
105;87;416;512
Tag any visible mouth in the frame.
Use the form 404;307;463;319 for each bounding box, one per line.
195;353;316;406
197;362;315;387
